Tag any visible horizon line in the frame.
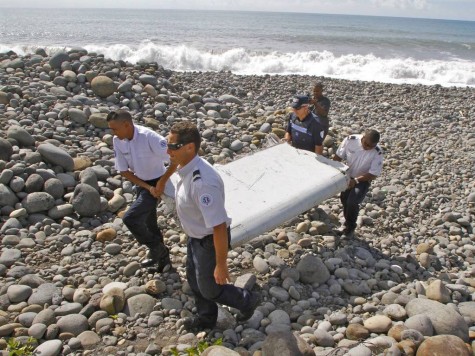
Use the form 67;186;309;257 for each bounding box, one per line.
0;7;474;22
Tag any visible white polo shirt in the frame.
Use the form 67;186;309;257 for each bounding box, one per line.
113;124;169;181
336;134;383;178
176;155;232;238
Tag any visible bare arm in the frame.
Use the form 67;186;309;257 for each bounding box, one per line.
153;163;178;197
348;173;377;189
333;154;342;162
315;145;323;155
120;171;154;193
283;132;291;143
213;222;230;285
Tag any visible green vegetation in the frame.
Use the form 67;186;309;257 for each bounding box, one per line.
171;338;223;356
7;337;36;356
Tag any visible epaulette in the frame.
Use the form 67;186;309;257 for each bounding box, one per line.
349;135;356;139
192;169;201;182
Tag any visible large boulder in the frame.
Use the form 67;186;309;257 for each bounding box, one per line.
37;143;74;171
296;254;330;284
416;335;471;356
91;76;116;97
138;74;158;86
219;94;243;105
124;294;156;317
71;184;101;217
68;108;88;125
261;330;314;356
0;184;19;207
88;113;109;128
22;192;55;213
405;298;469;342
0;58;25;69
7;126;35;147
0;138;13;161
49;51;70;69
57;314;89;336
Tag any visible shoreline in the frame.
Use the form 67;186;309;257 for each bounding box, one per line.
0;49;474;355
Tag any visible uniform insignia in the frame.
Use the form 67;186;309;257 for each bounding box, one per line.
192;170;201;182
199;193;213;207
160;140;167;149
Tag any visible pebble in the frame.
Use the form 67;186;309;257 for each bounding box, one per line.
0;50;473;356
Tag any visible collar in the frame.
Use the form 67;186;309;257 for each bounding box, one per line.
130;124;138;141
178;155;200;179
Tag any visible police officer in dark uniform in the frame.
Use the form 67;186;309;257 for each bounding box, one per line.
284;95;325;154
333;129;384;239
166;121;260;331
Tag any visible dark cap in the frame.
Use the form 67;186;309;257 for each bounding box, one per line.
291;95;309;109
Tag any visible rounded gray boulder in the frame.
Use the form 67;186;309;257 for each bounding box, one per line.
68;108;88;125
25;174;45;193
91;76;116;97
0;183;19;207
72;184;101;217
49;51;70;69
22;192;55;213
7;126;35;147
37;143;74;172
0;138;13;161
44;178;64;199
297;254;330;284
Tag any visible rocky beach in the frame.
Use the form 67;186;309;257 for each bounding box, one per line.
0;49;474;356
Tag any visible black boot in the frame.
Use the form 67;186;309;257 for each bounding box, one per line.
141;245;162;267
141;245;171;272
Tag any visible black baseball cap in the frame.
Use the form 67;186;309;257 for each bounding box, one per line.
291;95;310;109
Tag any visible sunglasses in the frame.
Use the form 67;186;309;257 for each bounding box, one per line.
167;142;187;150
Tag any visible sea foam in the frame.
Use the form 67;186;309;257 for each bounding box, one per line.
1;42;474;87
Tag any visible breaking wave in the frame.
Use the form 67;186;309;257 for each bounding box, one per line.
2;42;474;87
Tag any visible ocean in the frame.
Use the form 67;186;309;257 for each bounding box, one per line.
1;8;474;87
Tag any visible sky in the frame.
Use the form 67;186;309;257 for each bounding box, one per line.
0;0;474;21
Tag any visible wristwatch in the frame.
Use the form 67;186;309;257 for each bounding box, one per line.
354;178;359;184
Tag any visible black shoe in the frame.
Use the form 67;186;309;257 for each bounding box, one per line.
141;246;170;270
182;316;215;332
341;229;355;240
236;292;261;322
155;251;171;273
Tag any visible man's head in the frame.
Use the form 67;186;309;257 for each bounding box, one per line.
107;110;134;140
361;129;380;150
313;82;323;98
167;121;201;166
291;95;310;119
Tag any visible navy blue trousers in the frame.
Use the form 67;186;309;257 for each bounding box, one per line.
340;181;370;232
122;178;166;255
186;233;252;325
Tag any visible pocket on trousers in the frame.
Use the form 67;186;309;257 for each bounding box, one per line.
200;236;215;251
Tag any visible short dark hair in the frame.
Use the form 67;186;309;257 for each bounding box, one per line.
314;82;324;89
365;129;380;144
107;109;133;122
170;121;201;154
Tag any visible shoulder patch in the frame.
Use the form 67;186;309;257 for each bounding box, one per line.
192;169;201;182
199;193;213;207
349;135;356;139
159;140;167;149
